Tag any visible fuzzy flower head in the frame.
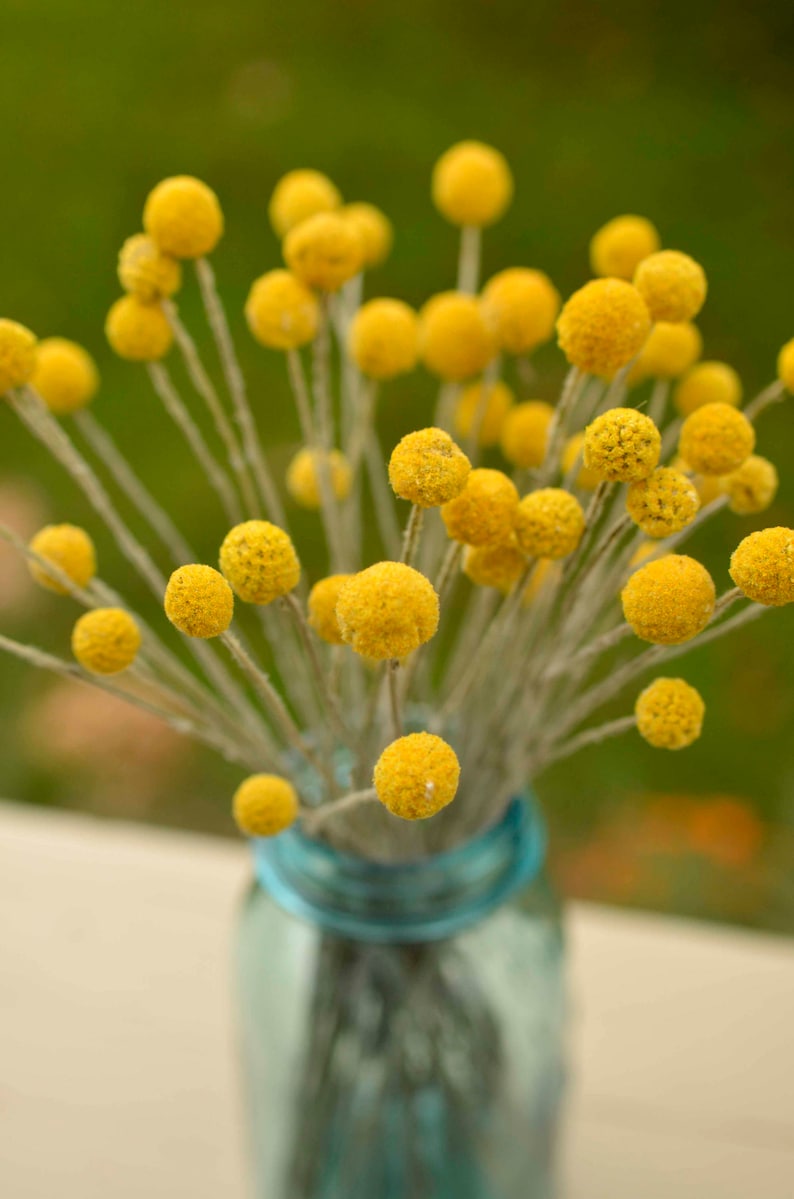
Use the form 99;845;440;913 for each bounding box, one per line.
590;215;661;280
374;732;460;820
557;279;651;377
514;488;585;559
283;212;363;292
164;564;234;637
454;379;514;447
583;408;661;483
633;250;707;322
349;298;419;380
561;432;601;491
630;321;702;384
341;203;393;268
307;574;354;645
31;338;99;416
729;527;794;606
626;468;700;539
389;427;471;508
621;554;716;644
431;140;513;228
719;455;779;516
778;339;794;393
0;319;37;394
28;524;96;594
480;268;560;355
233;774;299;837
419;292;496;381
635;677;705;750
72;608;141;675
674;361;742;416
105;296;173;361
220;520;300;605
245;270;319;351
269;169;342;238
286;448;352;510
678;402;755;476
463;541;526;594
500;400;554;469
441;468;519;547
143;176;223;259
335;562;439;661
118;233;182;302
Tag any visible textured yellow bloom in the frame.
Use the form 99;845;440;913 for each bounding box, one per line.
583;408;661;483
778;339;794;392
635;677;705;750
480;268;560;355
245;270;319;352
164;564;234;637
349;298;419;380
31;338;99;416
441;468;519;547
621;554;715;644
283;212;363;292
678;402;754;476
336;562;439;661
590;215;661;280
118;233;182;302
374;732;460;820
105;296;173;361
561;432;601;490
341;203;393;268
729;527;794;606
454;379;514;447
269;169;342;238
28;524;96;594
143;176;223;259
71;608;141;675
286;448;352;509
233;774;299;837
557;279;651;377
432;141;513;228
630;321;702;384
674;361;742;416
514;488;585;559
419;292;496;381
389;428;471;508
307;574;354;645
500;400;554;469
719;455;778;516
634;250;707;322
626;468;700;538
0;318;37;394
463;542;526;593
220;520;300;604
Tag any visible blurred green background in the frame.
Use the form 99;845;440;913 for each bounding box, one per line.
1;0;792;929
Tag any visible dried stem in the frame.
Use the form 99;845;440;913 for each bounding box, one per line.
457;226;481;294
400;505;424;566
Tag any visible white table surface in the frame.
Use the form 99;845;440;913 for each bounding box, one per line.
0;801;792;1198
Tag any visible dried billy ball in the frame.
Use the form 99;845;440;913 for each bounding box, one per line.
388;427;471;508
777;338;794;393
514;488;585;559
589;214;661;280
232;774;299;837
349;298;419;379
341;203;393;268
374;732;460;820
419;292;496;381
561;432;601;491
286;447;352;509
633;250;707;323
635;678;705;750
71;607;141;675
431;140;513;228
678;402;755;476
454;379;514;447
583;408;661;483
269;169;342;239
335;562;439;661
729;527;794;606
500;400;554;470
480;268;560;355
674;361;742;416
719;456;779;516
105;296;173;361
245;270;319;351
621;554;716;644
28;524;96;594
283;211;363;292
556;278;651;377
441;468;519;547
219;520;301;605
630;321;702;384
31;338;99;415
143;175;223;259
307;574;354;645
463;542;527;594
626;468;700;538
118;233;182;302
0;318;37;394
164;564;234;637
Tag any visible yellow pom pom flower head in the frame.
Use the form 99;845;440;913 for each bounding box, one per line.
233;774;299;837
71;608;141;675
561;432;600;491
500;400;554;469
349;299;419;380
341;203;393;268
219;520;301;605
514;489;585;559
105;296;173;362
118;234;182;302
307;574;354;645
630;321;702;384
556;279;651;377
335;562;439;661
729;527;794;606
441;468;519;547
635;677;705;750
583;408;661;483
454;379;514;447
419;292;496;381
28;524;96;594
626;468;700;539
0;318;37;394
165;564;234;637
590;215;661;280
719;455;778;516
269;169;342;238
374;732;460;820
463;542;526;593
283;212;363;292
481;268;560;355
143;176;223;259
777;339;794;393
31;338;99;416
678;402;755;476
674;361;742;416
389;428;471;508
245;270;319;351
621;554;715;644
286;448;352;509
634;250;707;322
432;140;513;228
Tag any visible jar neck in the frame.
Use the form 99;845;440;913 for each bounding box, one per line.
251;797;546;944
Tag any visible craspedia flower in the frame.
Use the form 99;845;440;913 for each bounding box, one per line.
441;468;519;547
431;140;513;228
729;527;794;606
463;541;526;593
118;233;182;302
283;212;363;292
269;169;342;238
500;400;554;470
633;250;707;323
219;520;301;605
626;468;700;538
336;562;440;661
341;203;393;268
630;321;702;384
71;608;141;675
143;176;223;259
678;402;755;476
514;488;585;559
419;292;496;381
30;338;99;415
349;298;419;380
105;296;173;361
0;318;37;394
583;408;661;483
561;432;601;490
28;524;96;594
556;279;651;377
388;428;471;508
232;774;299;837
621;554;716;644
719;455;779;516
373;732;460;820
635;677;705;750
454;379;514;447
164;564;234;637
589;215;661;280
674;361;742;416
286;448;353;509
777;339;794;392
307;574;354;645
245;270;319;351
480;268;560;355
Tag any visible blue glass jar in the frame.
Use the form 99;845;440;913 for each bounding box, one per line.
235;796;566;1198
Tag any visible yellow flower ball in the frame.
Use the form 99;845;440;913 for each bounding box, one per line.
307;574;354;645
233;774;299;837
349;298;419;380
118;233;182;302
269;169;342;238
633;250;707;323
105;296;173;362
673;361;742;416
389;427;471;508
143;176;223;259
336;562;439;661
0;318;37;394
454;379;514;447
629;321;702;384
341;203;393;268
164;564;234;637
286;448;353;510
583;408;661;483
480;268;560;355
373;732;460;820
719;455;778;516
626;468;700;538
245;270;319;351
219;520;301;605
678;402;755;476
590;215;661;280
441;468;519;547
777;339;794;393
621;554;716;644
500;400;554;470
30;338;99;416
557;279;651;377
635;677;705;750
463;542;526;593
28;523;96;594
514;488;585;559
283;212;363;292
561;432;601;490
729;527;794;606
71;607;141;675
431;140;513;228
419;292;496;381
